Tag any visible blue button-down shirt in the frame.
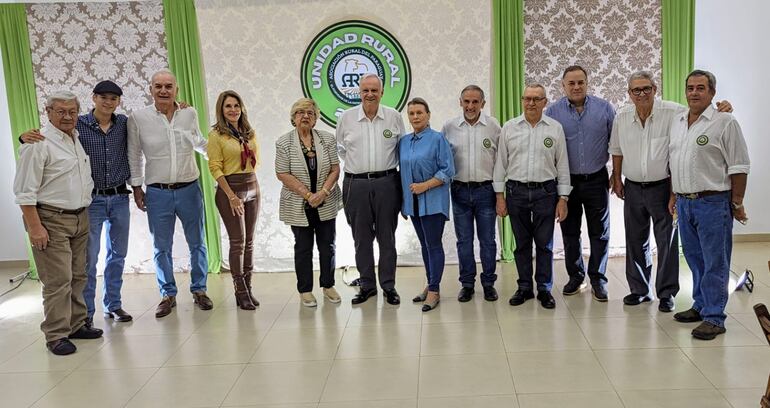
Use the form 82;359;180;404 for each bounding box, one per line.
399;127;455;219
77;111;130;189
545;95;615;175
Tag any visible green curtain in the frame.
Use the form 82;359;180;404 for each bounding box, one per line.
162;0;222;273
492;0;525;262
1;4;39;278
661;0;694;105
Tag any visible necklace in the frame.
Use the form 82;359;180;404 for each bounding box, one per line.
299;132;317;171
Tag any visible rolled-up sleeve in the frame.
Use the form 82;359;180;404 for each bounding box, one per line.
14;144;46;205
432;133;455;183
608;118;622;155
722;118;750;175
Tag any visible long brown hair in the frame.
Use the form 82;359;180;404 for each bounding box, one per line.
212;90;255;140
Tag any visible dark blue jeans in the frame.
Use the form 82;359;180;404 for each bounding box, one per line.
411;213;447;292
450;182;497;288
505;180;558;292
677;192;732;327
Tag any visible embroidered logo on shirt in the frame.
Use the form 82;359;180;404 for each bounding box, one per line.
383;129;394;138
483;138;492;148
696;135;709;146
543;137;554;148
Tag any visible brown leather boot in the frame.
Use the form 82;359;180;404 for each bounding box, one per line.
243;271;260;306
233;276;256;310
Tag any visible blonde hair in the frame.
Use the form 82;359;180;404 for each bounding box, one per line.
212;90;255;140
289;98;320;127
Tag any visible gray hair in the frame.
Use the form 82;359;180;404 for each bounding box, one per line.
459;84;486;101
525;82;547;94
151;68;177;85
359;73;383;89
686;69;717;91
627;70;657;88
45;90;80;110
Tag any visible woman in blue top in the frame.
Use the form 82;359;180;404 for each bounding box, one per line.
399;98;455;312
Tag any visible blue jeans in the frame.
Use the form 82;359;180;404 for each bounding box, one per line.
145;182;208;297
677;192;732;327
451;182;497;288
505;180;558;292
84;194;130;318
411;213;447;292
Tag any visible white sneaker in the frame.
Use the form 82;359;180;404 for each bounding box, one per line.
300;292;317;307
323;287;342;303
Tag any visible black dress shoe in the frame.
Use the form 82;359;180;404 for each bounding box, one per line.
84;316;94;329
69;325;103;340
412;288;428;303
351;288;377;305
383;288;401;305
483;286;498;302
691;321;726;340
623;294;652;306
658;297;675;313
591;284;608;302
47;338;76;355
537;291;556;309
562;278;587;295
458;287;474;303
104;308;133;322
508;289;535;306
674;307;702;323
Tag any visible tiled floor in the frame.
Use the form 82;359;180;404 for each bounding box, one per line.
0;242;768;408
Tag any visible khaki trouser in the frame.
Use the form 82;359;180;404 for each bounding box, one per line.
31;207;89;342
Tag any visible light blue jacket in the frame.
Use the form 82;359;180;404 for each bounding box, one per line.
398;127;455;219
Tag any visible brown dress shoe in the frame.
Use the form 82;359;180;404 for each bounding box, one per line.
155;296;176;318
192;291;213;310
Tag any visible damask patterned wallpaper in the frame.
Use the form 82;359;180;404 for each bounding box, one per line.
524;0;662;107
26;1;168;117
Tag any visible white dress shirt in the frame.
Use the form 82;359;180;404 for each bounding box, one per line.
442;112;501;183
336;104;405;174
14;124;93;210
669;105;750;194
127;105;208;186
494;115;572;196
609;99;685;182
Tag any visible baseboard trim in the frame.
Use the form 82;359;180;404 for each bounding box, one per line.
733;233;770;243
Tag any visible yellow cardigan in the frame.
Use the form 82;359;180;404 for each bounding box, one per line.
207;128;260;180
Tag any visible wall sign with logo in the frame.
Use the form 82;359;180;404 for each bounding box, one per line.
300;20;412;127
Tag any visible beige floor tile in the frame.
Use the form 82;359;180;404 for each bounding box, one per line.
420;299;498;325
507;350;612;394
499;318;591;352
575;316;677;349
728;312;768;340
126;364;245;408
0;328;42;364
419;353;514;398
420;320;504;356
224;404;317;408
114;308;213;336
31;368;156;408
595;348;713;390
726;285;770;314
321;357;419;402
517;391;623;408
0;337;106;373
320;400;417;408
618;389;732;408
193;302;284;333
78;334;188;370
494;296;574;321
682;346;770;388
418;395;518;408
251;327;344;362
336;324;421;359
718;388;767;408
563;296;656;318
165;331;264;366
224;360;332;405
655;315;765;347
346;300;424;327
0;371;69;407
272;302;352;329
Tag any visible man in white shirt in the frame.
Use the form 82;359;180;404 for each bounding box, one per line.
128;69;212;318
494;84;570;309
336;73;405;305
442;85;500;302
669;70;749;340
14;91;103;355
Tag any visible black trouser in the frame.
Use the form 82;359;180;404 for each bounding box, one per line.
561;167;610;286
291;210;336;293
342;172;401;291
623;179;679;300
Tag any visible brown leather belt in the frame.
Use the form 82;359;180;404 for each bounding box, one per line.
676;190;727;199
148;180;197;190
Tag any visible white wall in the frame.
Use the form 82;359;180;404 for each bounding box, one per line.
0;50;32;261
695;0;769;234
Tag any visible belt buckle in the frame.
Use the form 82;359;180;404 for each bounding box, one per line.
526;182;539;188
683;193;698;199
366;172;376;180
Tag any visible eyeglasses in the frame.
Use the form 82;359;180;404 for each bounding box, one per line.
521;97;546;104
49;109;79;118
630;86;654;96
295;110;316;117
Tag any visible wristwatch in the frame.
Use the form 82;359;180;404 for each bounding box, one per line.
731;202;743;210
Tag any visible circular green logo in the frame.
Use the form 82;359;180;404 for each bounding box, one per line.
300;20;412;127
696;135;709;146
483;138;492;148
383;129;393;138
544;137;554;148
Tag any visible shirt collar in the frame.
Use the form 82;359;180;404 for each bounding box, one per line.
44;122;79;141
458;112;488;127
84;109;117;128
633;98;659;123
679;103;716;122
356;104;384;121
412;126;432;139
513;114;549;127
154;102;179;116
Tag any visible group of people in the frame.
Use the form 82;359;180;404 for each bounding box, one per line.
12;64;749;356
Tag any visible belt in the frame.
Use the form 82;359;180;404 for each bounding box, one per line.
452;180;492;188
507;179;555;188
148;180;197;190
625;178;669;188
345;169;398;179
571;168;607;181
93;184;130;195
36;204;86;215
677;190;727;199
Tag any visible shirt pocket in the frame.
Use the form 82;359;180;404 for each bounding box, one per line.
650;135;669;160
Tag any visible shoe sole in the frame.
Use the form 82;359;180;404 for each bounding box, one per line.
104;312;133;322
592;291;608;302
623;297;652;306
324;296;341;304
563;283;587;296
302;301;318;307
691;330;725;340
194;300;213;310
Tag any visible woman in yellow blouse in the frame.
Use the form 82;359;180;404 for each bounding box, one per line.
208;90;260;310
